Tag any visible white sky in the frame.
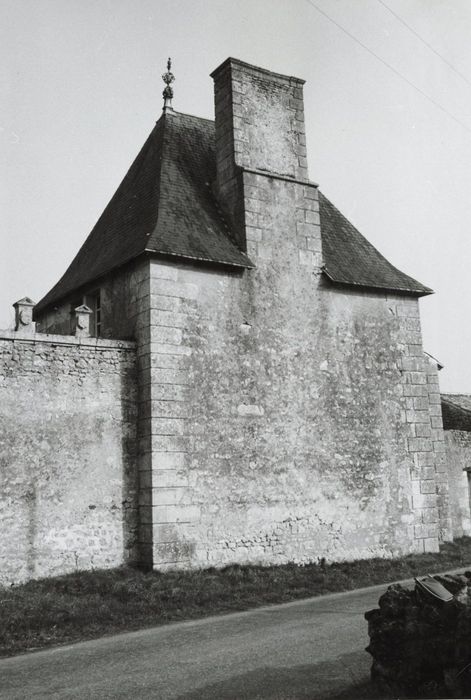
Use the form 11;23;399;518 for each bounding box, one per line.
2;0;470;392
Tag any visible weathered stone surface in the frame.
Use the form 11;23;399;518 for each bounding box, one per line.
0;332;138;584
26;60;456;573
445;430;471;538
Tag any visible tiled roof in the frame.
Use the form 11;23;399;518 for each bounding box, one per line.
36;112;432;313
319;193;432;296
36;112;252;313
441;394;471;432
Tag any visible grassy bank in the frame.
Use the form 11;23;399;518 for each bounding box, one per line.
2;537;471;658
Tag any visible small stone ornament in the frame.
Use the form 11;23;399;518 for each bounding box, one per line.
74;304;93;337
13;297;36;333
162;57;175;110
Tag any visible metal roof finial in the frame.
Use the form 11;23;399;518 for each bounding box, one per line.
162;57;175;111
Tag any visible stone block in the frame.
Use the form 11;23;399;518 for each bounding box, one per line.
151;418;186;436
152;343;192;356
150;309;188;329
296;222;317;237
151;401;190;418
429;404;443;416
151;487;188;506
152;504;200;524
406;410;430;424
420;508;438;524
246;227;263;242
402;384;427;397
150;264;178;281
412;493;437;509
151;368;189;386
410;372;427;385
421;466;435;480
151;278;199;300
153;541;193;564
150;435;191;453
153;470;189;488
401;357;424;372
153;327;183;346
420;480;436;494
152;384;187;402
412;397;429;411
423;537;440;552
304;210;320;225
153;452;188;470
415;424;431;438
306;236;322;252
408;437;432;452
414;523;438;538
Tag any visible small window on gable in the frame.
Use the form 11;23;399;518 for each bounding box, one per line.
84;291;102;337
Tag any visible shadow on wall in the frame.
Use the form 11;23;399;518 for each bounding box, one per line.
120;356;140;565
25;483;37;578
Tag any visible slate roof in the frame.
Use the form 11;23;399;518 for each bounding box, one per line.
441;394;471;432
36;111;432;313
36;112;252;313
319;194;432;295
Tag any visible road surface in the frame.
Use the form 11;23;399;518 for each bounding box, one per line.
0;584;392;699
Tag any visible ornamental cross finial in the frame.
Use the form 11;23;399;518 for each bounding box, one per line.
162;57;175;111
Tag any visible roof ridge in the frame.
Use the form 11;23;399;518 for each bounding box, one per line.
149;111;170;247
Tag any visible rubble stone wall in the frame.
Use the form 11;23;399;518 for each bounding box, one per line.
0;330;138;584
445;430;471;538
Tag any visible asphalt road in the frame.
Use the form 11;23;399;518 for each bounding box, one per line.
0;584;392;700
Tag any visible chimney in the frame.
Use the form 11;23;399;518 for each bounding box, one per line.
210;58;320;270
211;58;309;248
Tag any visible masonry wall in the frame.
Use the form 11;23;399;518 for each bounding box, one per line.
0;330;138;584
444;430;471;538
143;186;442;569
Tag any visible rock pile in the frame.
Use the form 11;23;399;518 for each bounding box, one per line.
365;573;471;698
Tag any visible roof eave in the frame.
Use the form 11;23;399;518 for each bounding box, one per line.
35;248;254;317
144;248;254;269
322;267;434;298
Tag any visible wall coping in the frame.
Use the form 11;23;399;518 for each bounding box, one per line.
0;329;136;350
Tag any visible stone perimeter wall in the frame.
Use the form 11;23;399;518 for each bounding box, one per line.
0;330;138;584
444;430;471;538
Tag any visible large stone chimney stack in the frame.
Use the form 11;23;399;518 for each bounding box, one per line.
210;58;320;269
211;59;309;246
211;58;308;185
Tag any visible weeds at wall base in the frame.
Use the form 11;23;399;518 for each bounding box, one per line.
1;537;471;658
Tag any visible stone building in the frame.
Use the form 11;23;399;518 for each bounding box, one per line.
1;57;470;583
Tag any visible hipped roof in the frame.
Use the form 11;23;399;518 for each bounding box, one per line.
36;111;431;313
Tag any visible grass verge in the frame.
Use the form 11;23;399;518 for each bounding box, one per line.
2;537;471;658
